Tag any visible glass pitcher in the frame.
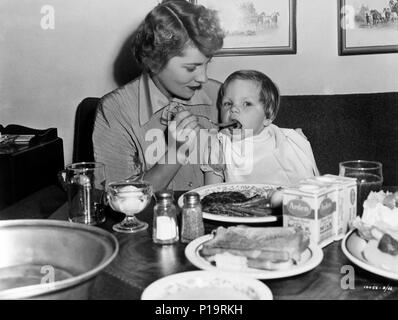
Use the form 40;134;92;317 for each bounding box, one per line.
59;162;106;225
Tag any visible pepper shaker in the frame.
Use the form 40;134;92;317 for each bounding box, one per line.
153;190;179;245
181;192;204;243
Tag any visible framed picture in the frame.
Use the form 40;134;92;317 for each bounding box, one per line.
190;0;296;56
338;0;398;55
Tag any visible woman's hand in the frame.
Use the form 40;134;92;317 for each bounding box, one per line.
168;110;202;164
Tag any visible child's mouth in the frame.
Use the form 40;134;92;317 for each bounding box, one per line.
229;120;242;130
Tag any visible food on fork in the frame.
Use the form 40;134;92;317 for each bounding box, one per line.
200;226;309;271
353;191;398;272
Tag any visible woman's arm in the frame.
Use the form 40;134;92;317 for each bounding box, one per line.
141;109;202;191
95;111;183;190
140;157;183;191
94;97;202;189
93;99;142;182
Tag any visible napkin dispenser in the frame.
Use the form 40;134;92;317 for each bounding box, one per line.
0;124;58;148
0;124;64;210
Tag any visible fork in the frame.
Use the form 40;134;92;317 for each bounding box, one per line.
197;115;238;129
166;111;237;128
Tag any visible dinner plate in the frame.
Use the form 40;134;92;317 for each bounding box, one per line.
185;234;324;280
140;270;273;300
177;183;281;223
342;229;398;281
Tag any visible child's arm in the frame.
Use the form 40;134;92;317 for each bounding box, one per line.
200;131;226;185
204;171;223;185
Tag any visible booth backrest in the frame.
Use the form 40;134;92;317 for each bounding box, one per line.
73;97;100;163
274;92;398;186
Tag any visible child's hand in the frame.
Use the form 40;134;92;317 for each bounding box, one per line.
205;133;225;172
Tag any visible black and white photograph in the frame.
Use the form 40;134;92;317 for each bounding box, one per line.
0;0;397;307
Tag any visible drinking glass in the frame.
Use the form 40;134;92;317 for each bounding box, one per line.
339;160;383;216
107;179;153;233
58;162;106;225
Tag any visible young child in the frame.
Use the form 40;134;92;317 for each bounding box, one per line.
201;70;319;186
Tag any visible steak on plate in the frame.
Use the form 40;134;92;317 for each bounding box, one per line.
200;191;273;217
201;192;248;206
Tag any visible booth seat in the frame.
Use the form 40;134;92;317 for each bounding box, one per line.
274;92;398;186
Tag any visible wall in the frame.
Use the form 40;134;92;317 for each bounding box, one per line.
1;0;397;164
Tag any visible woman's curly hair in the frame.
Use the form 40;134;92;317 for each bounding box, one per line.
132;0;225;74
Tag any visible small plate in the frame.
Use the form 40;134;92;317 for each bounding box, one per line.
177;183;281;223
185;234;323;279
342;229;398;281
140;270;273;300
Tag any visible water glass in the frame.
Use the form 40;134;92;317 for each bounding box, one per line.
59;162;106;225
339;160;383;216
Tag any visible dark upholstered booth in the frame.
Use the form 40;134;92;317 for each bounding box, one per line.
73;97;99;163
274;92;398;186
73;92;398;186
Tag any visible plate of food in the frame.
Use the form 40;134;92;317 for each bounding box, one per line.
342;190;398;280
140;270;273;300
185;225;323;279
177;183;283;223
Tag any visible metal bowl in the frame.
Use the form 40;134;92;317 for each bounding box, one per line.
0;219;118;299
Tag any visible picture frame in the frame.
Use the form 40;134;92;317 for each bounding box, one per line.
190;0;296;56
338;0;398;55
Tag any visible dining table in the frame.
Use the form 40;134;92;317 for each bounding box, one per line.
41;188;398;300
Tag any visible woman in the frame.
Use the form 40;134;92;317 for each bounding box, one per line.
93;0;224;191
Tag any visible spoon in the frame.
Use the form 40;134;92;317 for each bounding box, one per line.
166;111;238;129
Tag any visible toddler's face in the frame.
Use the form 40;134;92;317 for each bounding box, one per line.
220;79;268;136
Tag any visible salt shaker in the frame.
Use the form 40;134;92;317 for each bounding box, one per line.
153;190;179;245
181;192;204;243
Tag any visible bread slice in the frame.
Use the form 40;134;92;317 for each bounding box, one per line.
201;226;309;270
